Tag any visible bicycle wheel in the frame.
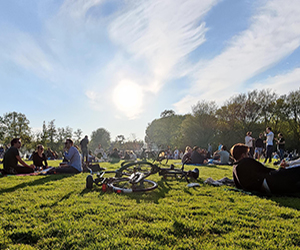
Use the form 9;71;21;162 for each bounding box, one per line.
109;177;158;193
86;175;93;189
118;161;157;176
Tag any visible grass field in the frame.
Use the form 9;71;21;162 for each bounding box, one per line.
1;159;300;249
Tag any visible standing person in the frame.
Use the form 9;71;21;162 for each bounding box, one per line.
2;138;35;174
254;133;264;160
275;133;285;161
245;132;255;158
80;135;89;164
49;139;82;174
264;127;274;164
207;143;213;158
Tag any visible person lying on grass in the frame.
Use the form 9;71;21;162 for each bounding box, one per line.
279;157;300;169
231;143;300;195
2;138;35;174
48;139;82;174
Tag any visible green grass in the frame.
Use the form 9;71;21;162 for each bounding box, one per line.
1;160;300;249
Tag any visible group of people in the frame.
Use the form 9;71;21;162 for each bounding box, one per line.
244;127;286;163
181;145;231;165
2;138;83;175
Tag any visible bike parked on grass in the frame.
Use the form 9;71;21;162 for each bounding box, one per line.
86;160;199;193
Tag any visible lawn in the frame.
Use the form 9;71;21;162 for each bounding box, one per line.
1;160;300;249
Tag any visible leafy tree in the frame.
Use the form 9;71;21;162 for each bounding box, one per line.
47;120;57;149
160;110;175;118
180;101;218;149
285;88;300;151
145;112;186;150
0;112;32;146
89;128;111;151
74;129;83;144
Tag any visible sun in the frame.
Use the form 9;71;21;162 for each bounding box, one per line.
113;80;143;118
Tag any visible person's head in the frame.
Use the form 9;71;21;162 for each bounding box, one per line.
266;127;272;133
259;133;263;138
193;146;199;152
278;133;283;137
11;138;21;148
37;144;44;153
85;135;88;139
221;145;227;151
185;146;192;153
246;131;251;136
64;139;74;149
230;143;249;162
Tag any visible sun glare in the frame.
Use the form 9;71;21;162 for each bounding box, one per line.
113;80;143;118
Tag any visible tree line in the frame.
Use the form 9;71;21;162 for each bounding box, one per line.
1;88;299;156
145;88;300;153
0;114;143;155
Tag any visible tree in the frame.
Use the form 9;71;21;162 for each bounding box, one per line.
89;128;111;151
0;112;32;146
47;120;57;149
180;101;218;149
285;88;300;151
145;112;186;150
160;110;175;118
74;129;83;144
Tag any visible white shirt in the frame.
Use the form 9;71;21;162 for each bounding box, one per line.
245;135;253;147
266;131;274;146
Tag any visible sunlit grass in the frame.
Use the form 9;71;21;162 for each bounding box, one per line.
1;159;300;249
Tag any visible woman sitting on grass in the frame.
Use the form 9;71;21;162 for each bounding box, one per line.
32;145;48;170
231;143;300;195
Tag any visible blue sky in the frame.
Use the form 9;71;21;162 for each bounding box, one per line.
0;0;300;141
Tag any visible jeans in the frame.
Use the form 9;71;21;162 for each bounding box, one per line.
264;145;273;163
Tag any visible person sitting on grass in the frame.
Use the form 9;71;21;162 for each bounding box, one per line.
2;138;35;174
32;144;48;170
181;146;192;164
231;143;300;195
49;139;82;174
109;148;120;163
213;145;230;165
190;146;208;165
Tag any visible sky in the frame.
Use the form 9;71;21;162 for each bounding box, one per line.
0;0;300;142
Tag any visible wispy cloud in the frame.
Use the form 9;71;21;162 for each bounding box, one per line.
251;67;300;94
106;0;220;117
174;0;300;112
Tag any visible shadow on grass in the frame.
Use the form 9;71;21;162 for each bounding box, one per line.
270;195;300;210
226;187;300;210
0;174;75;194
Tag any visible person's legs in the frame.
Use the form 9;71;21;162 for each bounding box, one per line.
49;166;80;174
264;146;273;163
13;165;34;174
279;149;284;161
267;167;300;194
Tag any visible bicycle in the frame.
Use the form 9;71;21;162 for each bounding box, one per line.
86;160;199;193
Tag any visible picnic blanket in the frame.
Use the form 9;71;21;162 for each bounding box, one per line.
0;167;55;177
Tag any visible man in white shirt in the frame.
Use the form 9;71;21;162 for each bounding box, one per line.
264;127;274;164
